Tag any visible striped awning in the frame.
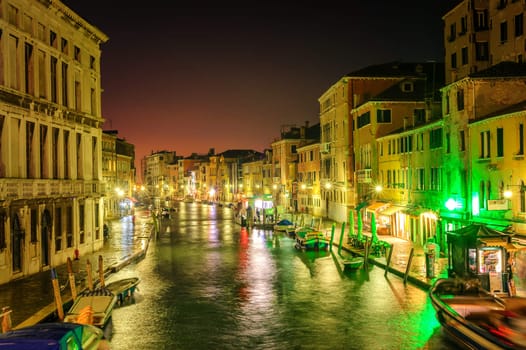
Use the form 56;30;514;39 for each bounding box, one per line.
478;237;509;247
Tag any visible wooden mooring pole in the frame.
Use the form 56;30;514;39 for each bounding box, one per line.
403;248;415;285
86;259;93;291
98;255;105;288
384;243;394;277
50;268;64;321
67;257;77;300
1;306;12;333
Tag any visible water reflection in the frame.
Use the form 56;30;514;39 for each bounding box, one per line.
109;203;459;350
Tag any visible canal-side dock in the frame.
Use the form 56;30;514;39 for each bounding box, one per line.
0;210;154;329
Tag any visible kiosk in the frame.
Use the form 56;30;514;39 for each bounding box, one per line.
446;224;514;294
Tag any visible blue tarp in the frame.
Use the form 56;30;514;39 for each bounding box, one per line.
277;219;293;226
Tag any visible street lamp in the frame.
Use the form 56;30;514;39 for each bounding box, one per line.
115;187;125;217
445;198;458;211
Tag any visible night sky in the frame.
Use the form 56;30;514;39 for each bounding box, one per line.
61;1;460;165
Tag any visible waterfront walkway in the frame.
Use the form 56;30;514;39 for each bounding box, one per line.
0;208;448;330
291;216;449;290
0;211;154;329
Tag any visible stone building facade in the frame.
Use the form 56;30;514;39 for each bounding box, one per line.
0;0;108;283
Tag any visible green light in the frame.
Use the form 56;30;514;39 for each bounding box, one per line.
472;194;479;216
445;198;457;211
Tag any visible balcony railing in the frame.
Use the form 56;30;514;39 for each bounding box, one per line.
356;169;372;183
0;179;104;200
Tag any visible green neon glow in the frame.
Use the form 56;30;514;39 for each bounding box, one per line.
472;194;480;216
445;198;457;211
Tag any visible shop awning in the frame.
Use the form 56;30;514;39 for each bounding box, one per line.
378;205;404;216
126;197;138;203
478;237;509;247
506;243;519;252
479;239;519;252
366;202;389;213
403;207;423;217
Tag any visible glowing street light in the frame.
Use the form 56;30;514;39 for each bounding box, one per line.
445;198;458;211
209;188;216;201
115;188;125;197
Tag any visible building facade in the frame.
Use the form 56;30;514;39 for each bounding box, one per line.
296;142;322;217
102;130;135;218
142;151;178;209
0;0;108;283
443;0;526;85
271;123;319;215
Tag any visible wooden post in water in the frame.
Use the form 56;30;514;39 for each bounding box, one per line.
67;257;77;300
338;222;345;256
384;243;394;277
1;306;12;332
98;255;105;288
329;223;336;250
50;268;64;321
86;259;93;291
363;236;369;270
403;248;415;284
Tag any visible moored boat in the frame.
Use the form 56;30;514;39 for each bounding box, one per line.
274;219;294;232
104;277;140;305
0;322;107;349
295;230;330;251
289;225;317;238
64;287;117;331
342;256;364;271
429;278;526;349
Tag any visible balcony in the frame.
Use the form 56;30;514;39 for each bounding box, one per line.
0;179;104;200
356;169;372;183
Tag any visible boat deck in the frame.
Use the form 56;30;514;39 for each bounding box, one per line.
444;296;505;317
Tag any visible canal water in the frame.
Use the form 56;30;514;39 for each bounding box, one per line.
108;202;460;349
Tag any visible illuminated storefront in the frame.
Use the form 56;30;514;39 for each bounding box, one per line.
447;224;515;294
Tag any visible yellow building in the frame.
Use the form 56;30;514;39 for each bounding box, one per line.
271;123;318;214
296;142;321;217
440;62;526;234
443;0;526;85
377;119;444;244
142;151;178;208
353;73;443;245
468;101;526;234
102;130;135;218
318;78;351;222
242;159;264;199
